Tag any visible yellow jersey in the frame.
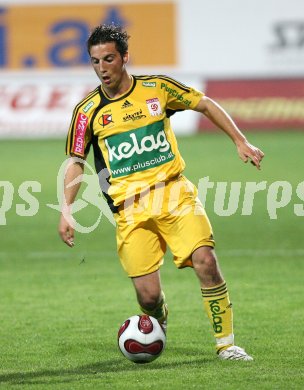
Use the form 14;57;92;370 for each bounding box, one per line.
66;75;203;211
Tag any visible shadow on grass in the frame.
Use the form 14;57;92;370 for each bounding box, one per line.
0;353;213;385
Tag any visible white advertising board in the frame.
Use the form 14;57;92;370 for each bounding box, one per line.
178;0;304;77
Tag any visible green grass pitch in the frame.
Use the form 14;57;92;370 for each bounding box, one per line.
0;132;303;389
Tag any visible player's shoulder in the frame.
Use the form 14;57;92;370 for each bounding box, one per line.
73;86;100;115
134;74;191;91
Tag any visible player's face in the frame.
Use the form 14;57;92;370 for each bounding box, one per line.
90;42;129;93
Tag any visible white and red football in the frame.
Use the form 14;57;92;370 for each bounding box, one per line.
118;315;166;363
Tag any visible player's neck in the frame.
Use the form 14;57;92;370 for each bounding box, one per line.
102;72;133;99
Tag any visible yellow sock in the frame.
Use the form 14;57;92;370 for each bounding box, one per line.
139;291;168;324
201;281;234;353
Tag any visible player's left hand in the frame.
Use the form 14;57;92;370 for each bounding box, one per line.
236;140;264;170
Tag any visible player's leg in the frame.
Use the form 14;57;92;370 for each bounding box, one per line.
192;246;252;360
132;270;168;331
115;202;168;331
159;175;252;360
192;247;253;360
192;246;234;349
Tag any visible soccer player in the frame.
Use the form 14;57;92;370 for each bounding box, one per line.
59;24;264;360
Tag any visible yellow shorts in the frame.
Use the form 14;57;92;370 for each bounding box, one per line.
114;175;215;277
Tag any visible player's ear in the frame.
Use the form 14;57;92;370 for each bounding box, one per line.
122;52;129;65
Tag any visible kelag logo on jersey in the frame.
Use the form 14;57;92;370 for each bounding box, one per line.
105;120;174;178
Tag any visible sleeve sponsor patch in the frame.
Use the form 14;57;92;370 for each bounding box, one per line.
73;113;89;155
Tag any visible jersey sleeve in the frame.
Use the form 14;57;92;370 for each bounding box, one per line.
65;107;92;158
158;76;204;111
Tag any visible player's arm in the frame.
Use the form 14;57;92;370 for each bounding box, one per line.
58;157;85;247
194;96;264;169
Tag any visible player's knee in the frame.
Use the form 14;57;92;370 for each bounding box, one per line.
192;246;217;270
138;292;161;311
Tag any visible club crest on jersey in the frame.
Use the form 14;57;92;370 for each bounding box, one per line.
146;98;162;116
99;114;114;127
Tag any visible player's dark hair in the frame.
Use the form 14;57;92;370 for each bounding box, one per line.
87;24;130;57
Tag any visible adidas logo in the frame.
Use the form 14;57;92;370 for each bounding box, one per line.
121;100;133;109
